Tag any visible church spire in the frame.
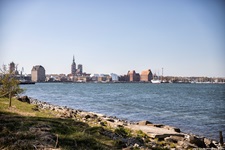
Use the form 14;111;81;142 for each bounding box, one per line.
71;55;76;75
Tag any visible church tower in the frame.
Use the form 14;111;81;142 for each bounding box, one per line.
71;55;76;75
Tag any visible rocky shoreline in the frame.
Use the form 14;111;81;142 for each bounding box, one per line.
18;95;225;149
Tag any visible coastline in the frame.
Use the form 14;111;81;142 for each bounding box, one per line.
17;95;224;149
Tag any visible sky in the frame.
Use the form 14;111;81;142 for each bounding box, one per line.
0;0;225;77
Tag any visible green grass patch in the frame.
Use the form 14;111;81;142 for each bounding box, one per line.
0;98;118;149
114;127;132;138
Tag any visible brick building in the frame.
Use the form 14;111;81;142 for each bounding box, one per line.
140;69;153;82
127;70;140;82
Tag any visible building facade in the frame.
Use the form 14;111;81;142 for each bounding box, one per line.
110;73;119;82
140;69;153;82
77;64;83;75
31;65;46;82
127;70;140;82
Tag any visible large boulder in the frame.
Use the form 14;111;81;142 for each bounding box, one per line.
17;96;31;104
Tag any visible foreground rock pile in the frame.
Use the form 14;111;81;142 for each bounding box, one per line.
18;96;225;149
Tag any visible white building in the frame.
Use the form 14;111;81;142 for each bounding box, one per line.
110;73;119;82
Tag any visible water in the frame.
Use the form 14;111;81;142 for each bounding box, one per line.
21;83;225;140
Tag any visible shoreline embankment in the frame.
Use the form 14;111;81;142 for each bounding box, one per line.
17;95;225;149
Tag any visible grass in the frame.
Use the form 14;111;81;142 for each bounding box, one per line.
0;98;177;150
114;127;132;138
0;98;118;149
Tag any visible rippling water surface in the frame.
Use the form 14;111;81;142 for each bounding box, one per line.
22;83;225;140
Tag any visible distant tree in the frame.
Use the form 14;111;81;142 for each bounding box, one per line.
0;64;24;107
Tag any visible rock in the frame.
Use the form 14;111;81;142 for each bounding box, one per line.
17;96;31;104
164;125;181;133
93;114;98;118
188;135;206;148
165;137;174;143
177;140;198;149
117;125;124;128
32;106;39;111
165;135;184;143
107;118;115;122
154;124;164;128
100;122;106;126
133;143;139;148
204;138;217;148
138;120;152;125
85;115;91;119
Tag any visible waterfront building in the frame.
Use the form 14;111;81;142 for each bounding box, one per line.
140;69;153;82
127;70;140;82
119;75;129;82
90;74;99;82
31;65;46;82
98;74;111;82
71;55;76;76
110;73;119;82
77;76;91;82
77;64;83;75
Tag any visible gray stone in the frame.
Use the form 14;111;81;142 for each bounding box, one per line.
188;135;206;148
32;106;39;111
138;120;152;125
17;96;31;104
154;124;164;128
85;115;91;119
165;137;176;143
165;135;184;143
117;124;124;128
164;125;181;133
204;138;217;148
107;118;115;122
177;140;198;149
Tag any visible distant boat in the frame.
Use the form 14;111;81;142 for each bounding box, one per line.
19;79;35;84
151;71;162;84
151;79;161;84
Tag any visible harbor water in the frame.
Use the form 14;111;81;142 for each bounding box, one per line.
21;83;225;140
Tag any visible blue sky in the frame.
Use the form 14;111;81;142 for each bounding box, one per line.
0;0;224;77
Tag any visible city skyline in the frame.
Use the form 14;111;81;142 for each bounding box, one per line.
1;0;225;77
